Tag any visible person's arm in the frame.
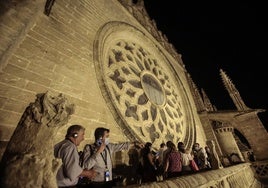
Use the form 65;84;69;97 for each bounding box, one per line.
200;148;207;161
108;142;130;153
61;145;84;181
148;152;155;166
187;153;193;160
109;141;143;153
80;169;97;180
164;154;169;172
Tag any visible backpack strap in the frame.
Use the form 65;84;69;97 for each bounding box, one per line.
106;145;112;166
79;144;94;167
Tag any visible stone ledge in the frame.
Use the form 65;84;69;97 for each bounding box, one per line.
126;163;262;188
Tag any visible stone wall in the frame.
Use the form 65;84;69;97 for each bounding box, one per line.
0;0;155;159
0;0;205;161
0;1;266;187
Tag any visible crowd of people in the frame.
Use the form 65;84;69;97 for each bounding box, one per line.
128;140;212;185
54;124;213;188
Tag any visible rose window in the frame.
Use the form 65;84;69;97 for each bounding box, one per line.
101;39;188;146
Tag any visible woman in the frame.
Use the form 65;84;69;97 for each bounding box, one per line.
163;141;182;178
178;142;197;175
140;142;157;183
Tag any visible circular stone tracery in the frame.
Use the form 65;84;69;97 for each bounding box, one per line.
94;22;196;147
100;38;187;146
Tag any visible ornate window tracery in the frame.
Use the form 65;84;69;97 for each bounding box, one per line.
94;23;195;146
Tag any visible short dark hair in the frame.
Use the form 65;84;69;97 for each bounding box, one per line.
66;124;85;138
94;127;110;141
160;143;166;148
194;143;200;147
166;141;173;148
145;142;152;148
177;142;185;152
177;142;184;148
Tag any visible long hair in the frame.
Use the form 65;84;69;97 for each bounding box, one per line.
169;142;177;152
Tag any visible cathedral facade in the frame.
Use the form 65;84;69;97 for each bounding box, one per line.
0;0;267;187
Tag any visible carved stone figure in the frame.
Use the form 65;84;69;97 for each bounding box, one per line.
0;91;75;188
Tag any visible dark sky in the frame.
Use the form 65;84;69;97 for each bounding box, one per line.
144;1;268;130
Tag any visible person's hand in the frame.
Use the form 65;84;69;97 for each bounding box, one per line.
85;169;97;180
163;171;168;179
96;141;106;154
133;141;144;148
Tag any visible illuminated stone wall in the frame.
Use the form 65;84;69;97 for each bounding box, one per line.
0;0;203;161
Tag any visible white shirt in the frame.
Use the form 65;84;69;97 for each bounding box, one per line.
54;139;83;187
82;142;130;182
180;152;193;166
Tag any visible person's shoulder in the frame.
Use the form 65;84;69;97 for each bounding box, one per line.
57;139;70;146
54;139;64;147
85;143;94;147
84;143;95;151
185;149;191;154
128;147;136;153
56;139;76;151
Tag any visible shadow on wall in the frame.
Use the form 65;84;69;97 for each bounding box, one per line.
0;0;29;16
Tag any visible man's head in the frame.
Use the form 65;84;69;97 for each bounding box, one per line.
145;142;152;148
94;127;110;144
205;146;210;152
178;142;186;152
193;143;200;151
177;142;184;149
66;124;85;146
166;141;173;148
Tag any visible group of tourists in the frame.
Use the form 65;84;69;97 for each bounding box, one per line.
54;124;212;188
127;140;212;184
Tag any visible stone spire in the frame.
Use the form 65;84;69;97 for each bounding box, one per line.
220;69;250;111
201;88;215;112
186;73;206;113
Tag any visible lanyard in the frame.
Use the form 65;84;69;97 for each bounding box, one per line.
100;148;108;168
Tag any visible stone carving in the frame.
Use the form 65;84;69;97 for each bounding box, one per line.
0;91;75;188
206;140;223;169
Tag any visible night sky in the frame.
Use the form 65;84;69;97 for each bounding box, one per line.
144;1;268;130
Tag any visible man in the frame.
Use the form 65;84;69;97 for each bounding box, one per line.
54;125;98;187
192;142;210;170
127;144;142;183
81;127;141;187
162;141;173;164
